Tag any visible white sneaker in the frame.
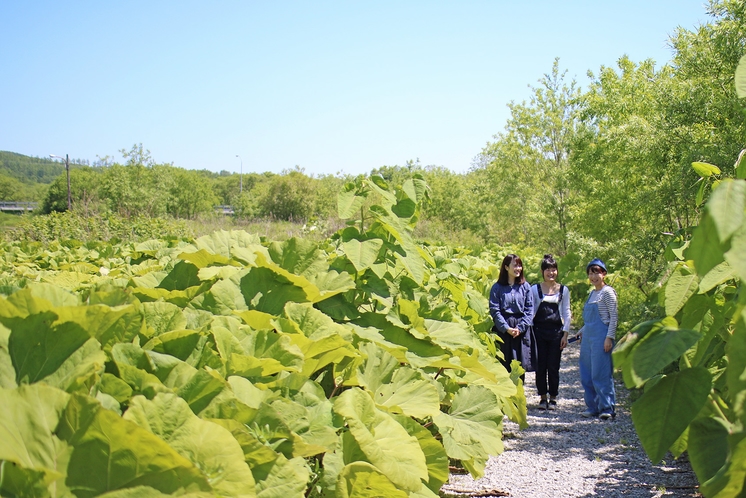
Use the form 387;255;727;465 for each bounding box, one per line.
581;410;597;418
599;413;613;420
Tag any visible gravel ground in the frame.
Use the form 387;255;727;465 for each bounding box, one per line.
440;342;701;498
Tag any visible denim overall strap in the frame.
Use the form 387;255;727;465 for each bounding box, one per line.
579;292;615;415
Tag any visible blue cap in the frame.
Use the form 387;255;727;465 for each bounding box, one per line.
586;258;607;273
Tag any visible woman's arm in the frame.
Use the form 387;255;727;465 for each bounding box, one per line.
599;286;618;339
530;285;540;324
560;286;572;333
489;284;510;333
518;282;534;333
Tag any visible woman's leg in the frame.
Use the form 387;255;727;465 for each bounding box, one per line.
547;333;562;397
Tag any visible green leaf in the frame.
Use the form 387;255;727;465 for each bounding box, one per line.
684;212;726;277
252;454;309;498
392;415;448;492
334;388;428;492
7;311;90;385
336;462;407;498
374;367;440;419
692;161;721;178
337;189;366;220
0;383;70;479
727;309;746;422
725;223;746;284
342;239;384;273
631;367;712;463
268;238;328;278
177;249;235;269
699;261;737;294
688;417;729;486
629;326;700;386
735;54;746;99
707;179;745;242
432;385;504;478
124;393;257;497
664;263;699;316
700;433;746;498
62;394;211;497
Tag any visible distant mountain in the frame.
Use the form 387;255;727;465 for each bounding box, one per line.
0;151;78;184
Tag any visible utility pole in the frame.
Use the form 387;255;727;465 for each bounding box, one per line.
236;154;243;193
50;154;72;210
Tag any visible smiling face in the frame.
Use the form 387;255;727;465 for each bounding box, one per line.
543;266;558;283
588;265;606;289
506;259;523;282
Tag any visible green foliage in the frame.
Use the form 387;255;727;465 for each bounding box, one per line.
614;173;746;496
0;175;525;497
2;211;193;243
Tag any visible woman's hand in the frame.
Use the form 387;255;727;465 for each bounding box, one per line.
560;332;568;350
507;327;520;338
604;337;613;352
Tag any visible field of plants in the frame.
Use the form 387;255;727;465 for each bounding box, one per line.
0;176;533;497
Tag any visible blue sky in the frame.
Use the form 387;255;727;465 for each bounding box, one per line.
1;1;709;176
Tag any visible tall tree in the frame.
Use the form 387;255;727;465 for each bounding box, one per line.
476;59;581;251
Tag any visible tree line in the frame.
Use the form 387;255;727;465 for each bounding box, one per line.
3;1;745;300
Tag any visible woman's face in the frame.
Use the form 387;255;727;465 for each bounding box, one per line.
588;266;606;287
506;259;522;280
543;266;558;283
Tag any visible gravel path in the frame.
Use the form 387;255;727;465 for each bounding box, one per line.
440;342;701;498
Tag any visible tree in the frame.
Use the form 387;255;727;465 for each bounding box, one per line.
41;167;103;214
475;59;581;251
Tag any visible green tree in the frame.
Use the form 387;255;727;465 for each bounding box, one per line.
167;167;218;219
41;167;103;214
475;59;581;251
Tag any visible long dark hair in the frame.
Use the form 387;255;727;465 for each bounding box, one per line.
497;254;525;285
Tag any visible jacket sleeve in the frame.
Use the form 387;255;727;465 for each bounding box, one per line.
489;284;510;333
518;283;534;333
529;284;540;325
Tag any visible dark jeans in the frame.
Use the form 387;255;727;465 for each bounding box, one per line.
535;325;563;397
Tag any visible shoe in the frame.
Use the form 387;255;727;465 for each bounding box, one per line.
538;400;548;410
599;412;614;420
581;410;597;418
548;400;557;410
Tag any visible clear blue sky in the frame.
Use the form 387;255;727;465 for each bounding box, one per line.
0;1;709;177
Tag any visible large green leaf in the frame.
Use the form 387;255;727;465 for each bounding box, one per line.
193;230;265;260
337;189;367;220
7;311;90;385
252;454;309;498
124;394;257;497
735;54;746;99
688;417;729;486
664;263;700;316
239;267;310;315
268;238;328;278
629;326;700;387
725;223;746;283
355;343;399;392
342;239;384;273
707;179;745;242
392;414;448;493
374;367;440;419
631;367;713;463
692;161;721;178
41;338;106;393
727;309;746;422
140;302;187;337
336;462;407;498
685;212;726;277
334;388;428;492
0;383;70;490
189;278;247;315
432;385;504;478
700;433;746;498
61;394;211;497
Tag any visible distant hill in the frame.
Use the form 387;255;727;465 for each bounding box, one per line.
0;151;75;184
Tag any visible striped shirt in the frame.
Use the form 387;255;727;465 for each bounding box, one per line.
581;285;618;339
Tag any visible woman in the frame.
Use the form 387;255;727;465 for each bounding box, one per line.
531;254;571;411
489;254;535;375
578;258;617;420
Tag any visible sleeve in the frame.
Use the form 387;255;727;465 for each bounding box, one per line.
530;285;540;324
489;284;510;333
518;283;534;334
601;287;618;339
560;286;572;333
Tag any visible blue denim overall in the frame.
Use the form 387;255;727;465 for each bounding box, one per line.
579;293;615;416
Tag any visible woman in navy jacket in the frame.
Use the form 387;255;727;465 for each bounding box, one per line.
489;254;535;375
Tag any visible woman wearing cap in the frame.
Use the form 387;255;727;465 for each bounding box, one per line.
531;254;571;411
489;254;535;376
578;258;617;420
